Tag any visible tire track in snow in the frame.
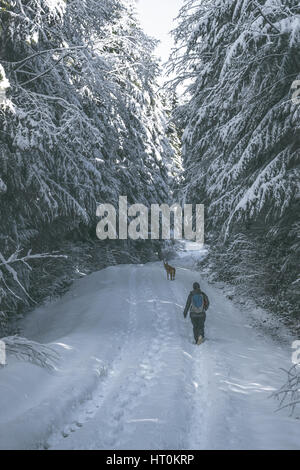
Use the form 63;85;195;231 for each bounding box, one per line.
166;265;213;450
45;266;140;449
46;265;175;449
99;267;178;449
169;263;244;450
164;273;204;448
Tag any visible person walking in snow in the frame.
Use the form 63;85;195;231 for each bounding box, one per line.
183;282;210;345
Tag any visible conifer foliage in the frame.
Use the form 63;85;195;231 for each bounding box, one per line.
171;0;300;321
0;0;176;333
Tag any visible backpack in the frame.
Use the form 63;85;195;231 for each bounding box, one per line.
191;293;205;314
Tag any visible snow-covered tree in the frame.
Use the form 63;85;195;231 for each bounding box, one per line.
170;0;300;319
0;0;177;334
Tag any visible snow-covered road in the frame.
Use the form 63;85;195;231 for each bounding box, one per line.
0;246;299;450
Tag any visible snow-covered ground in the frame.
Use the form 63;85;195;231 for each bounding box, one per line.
0;243;299;450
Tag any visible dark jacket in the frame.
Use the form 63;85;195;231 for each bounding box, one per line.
183;288;210;318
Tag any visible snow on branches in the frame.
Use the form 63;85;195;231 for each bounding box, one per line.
170;0;300;313
0;0;178;328
1;335;60;371
273;364;300;416
0;248;67;303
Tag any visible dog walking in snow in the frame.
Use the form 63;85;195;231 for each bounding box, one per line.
163;260;176;281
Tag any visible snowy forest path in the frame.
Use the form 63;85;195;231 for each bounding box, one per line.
0;250;299;450
46;263;195;450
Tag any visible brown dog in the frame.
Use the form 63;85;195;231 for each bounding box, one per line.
163;260;176;281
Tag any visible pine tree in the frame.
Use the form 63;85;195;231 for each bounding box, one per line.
0;0;177;333
171;0;300;321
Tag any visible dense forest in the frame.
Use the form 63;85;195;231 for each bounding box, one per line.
0;0;299;451
170;0;300;329
0;0;180;335
0;0;299;336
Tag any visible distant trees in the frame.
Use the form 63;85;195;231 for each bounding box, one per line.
170;0;300;322
0;0;177;334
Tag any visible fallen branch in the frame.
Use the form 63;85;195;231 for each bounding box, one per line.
2;335;60;372
272;365;300;416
